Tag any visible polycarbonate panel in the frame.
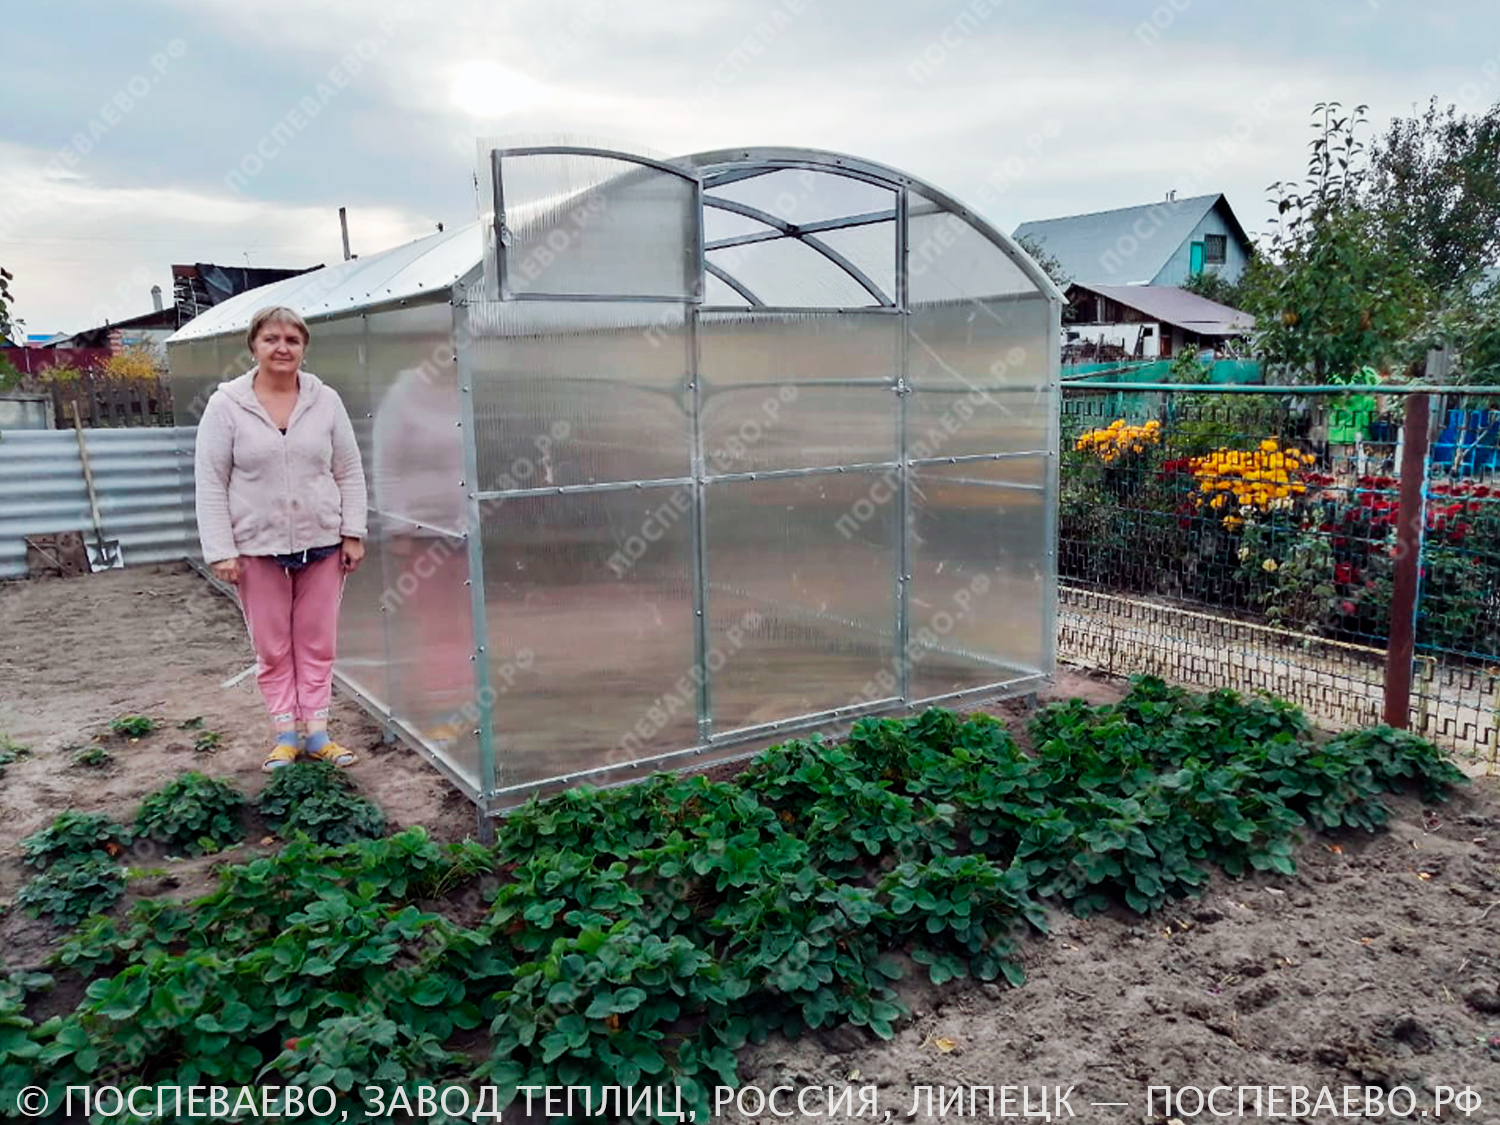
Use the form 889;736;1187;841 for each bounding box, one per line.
908;194;1037;302
335;507;393;726
910;454;1046;489
166;337;222;561
367;303;466;536
908;473;1046;700
708;239;882;308
906;387;1051;459
482;487;698;787
703;272;750;306
499;152;697;298
809;220;896;305
706;472;896;733
699;312;898;472
303;316;372;492
704;206;778;244
382;526;480;787
908;295;1052;388
707;169;894;228
168;223;476;341
468;300;691;490
166;338;225;428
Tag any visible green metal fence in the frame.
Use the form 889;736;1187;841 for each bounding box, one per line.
1058;382;1500;767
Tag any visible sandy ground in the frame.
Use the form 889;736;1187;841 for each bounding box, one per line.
3;564;1499;1124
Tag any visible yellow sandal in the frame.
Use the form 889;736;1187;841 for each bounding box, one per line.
302;741;357;767
263;742;299;772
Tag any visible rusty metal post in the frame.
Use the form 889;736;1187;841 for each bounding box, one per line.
1383;392;1432;728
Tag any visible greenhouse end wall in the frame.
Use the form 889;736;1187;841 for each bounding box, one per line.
166;144;1060;814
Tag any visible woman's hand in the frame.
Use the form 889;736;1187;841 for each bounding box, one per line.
210;557;241;585
341;537;365;573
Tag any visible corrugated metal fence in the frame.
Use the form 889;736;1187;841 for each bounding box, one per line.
0;427;195;579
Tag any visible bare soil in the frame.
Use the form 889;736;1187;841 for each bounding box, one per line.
3;564;1499;1124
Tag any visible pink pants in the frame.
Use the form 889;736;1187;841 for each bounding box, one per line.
237;553;345;724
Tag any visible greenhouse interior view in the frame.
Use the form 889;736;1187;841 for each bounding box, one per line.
165;143;1061;815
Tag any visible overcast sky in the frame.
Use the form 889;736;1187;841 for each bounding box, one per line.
3;0;1496;335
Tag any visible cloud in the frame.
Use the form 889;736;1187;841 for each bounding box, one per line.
4;0;1496;330
0;141;433;333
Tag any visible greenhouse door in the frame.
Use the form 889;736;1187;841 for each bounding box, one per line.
473;146;706;796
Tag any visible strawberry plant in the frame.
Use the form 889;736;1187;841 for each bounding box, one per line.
478;922;744;1121
15;854;125;926
70;744;112;769
192;729;223;754
6;682;1470;1121
0;969;50;1090
879;855;1042;985
110;715;156;738
21;809;130;868
133;771;245;856
0;736;30;778
256;761;387;845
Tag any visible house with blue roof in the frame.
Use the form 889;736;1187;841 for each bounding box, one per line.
1014;193;1252;288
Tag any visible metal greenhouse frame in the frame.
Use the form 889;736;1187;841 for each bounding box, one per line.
166;143;1062;821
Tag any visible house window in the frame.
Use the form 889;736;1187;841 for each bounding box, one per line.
1204;234;1227;265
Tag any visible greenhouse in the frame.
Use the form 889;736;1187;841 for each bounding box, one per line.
165;143;1061;816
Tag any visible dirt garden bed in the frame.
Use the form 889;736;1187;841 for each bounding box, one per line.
2;564;1499;1123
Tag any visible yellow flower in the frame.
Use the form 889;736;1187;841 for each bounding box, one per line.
1260;439;1279;453
1237;546;1250;561
1224;515;1244;530
1262;558;1278;572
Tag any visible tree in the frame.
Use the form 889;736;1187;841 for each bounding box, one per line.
1240;103;1433;382
0;266;13;343
0;267;20;392
1369;97;1500;295
1182;267;1250;310
1015;233;1070;291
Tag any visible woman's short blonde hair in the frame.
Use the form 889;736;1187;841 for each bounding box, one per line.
246;306;311;351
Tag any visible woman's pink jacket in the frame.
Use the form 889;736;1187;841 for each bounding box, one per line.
194;369;368;564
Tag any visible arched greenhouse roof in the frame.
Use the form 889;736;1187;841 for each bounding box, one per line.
167;145;1058;345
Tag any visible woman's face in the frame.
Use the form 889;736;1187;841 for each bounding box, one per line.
252;321;306;379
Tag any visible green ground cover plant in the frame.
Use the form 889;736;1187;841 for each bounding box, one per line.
256;761;388;845
132;771;245;856
6;679;1467;1123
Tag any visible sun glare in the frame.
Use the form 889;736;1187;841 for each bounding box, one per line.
449;60;551;117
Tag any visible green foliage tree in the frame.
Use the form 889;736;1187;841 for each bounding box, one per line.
1369;97;1500;295
1243;99;1500;383
1015;233;1070;291
1240;103;1432;382
0;266;21;392
1182;266;1250;310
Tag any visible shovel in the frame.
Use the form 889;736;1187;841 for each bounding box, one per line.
71;402;123;572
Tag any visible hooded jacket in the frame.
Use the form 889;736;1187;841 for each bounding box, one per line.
194;369;368;564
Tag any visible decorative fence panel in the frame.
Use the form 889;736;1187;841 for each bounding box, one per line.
1058;383;1500;768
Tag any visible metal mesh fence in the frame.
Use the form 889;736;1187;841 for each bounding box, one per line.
1058;384;1500;768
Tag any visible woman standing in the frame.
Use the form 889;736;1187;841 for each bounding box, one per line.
194;306;368;771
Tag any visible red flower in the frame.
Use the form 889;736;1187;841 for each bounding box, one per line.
1335;563;1353;584
1341;600;1356;615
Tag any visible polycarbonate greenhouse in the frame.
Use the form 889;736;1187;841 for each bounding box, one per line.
166;143;1061;817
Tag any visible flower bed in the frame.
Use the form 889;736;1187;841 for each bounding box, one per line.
1061;412;1500;657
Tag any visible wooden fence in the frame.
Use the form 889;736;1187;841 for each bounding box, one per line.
45;374;175;427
